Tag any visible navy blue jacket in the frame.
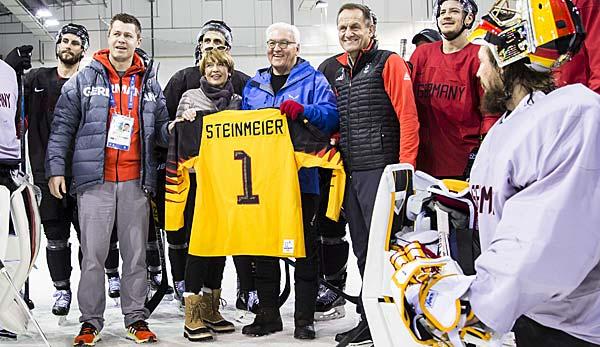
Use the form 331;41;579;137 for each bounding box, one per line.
45;55;170;195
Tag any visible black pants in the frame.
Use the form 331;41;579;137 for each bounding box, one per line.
166;172;194;282
316;169;349;288
344;168;384;319
254;193;319;325
513;316;599;347
185;255;226;293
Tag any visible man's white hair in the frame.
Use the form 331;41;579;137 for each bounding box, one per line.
266;22;301;44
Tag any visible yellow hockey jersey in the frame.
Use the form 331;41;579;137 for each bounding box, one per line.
165;109;345;258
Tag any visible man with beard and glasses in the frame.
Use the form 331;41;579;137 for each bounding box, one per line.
21;23;122;319
429;0;599;345
410;0;499;180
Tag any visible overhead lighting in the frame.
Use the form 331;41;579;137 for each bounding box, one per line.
35;8;52;18
44;19;60;27
315;0;328;9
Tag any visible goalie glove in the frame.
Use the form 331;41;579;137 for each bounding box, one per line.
389;242;500;346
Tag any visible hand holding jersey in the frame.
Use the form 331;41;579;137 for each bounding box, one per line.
279;100;304;121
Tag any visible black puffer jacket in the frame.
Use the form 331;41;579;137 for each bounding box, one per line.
335;44;400;171
45;56;170;195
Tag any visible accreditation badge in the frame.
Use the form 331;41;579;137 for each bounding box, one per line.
106;113;134;151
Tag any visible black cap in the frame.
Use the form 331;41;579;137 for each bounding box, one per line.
412;28;442;44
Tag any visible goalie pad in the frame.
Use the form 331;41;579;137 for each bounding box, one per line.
0;177;41;334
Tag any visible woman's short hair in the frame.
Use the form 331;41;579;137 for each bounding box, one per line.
199;49;235;76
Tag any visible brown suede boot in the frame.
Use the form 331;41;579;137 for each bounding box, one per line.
184;294;213;341
200;289;235;333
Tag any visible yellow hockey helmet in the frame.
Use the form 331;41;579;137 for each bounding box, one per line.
469;0;585;71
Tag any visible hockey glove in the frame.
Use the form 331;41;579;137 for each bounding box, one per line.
389;241;499;346
279;100;304;121
5;45;33;75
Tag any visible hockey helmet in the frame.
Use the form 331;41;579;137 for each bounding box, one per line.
434;0;479;29
55;23;89;51
194;20;233;64
468;0;585;71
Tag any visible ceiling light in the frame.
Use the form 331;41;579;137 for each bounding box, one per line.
44;19;60;27
35;8;52;18
315;0;328;9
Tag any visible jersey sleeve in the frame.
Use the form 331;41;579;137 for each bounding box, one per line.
289;119;346;221
164;116;203;231
383;54;420;167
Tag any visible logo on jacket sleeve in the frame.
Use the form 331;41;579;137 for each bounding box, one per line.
470;184;495;215
143;92;157;102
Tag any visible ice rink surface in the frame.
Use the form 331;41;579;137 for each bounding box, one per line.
2;233;362;347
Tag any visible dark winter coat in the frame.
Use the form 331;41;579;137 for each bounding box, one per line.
45;55;170;195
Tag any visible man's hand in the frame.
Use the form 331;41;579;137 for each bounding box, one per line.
49;176;66;199
279;100;304;121
5;45;33;74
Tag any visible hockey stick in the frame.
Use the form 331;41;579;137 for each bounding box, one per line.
144;198;169;314
17;70;34;311
0;259;49;347
282;258;360;305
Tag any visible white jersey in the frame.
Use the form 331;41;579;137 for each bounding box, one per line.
0;60;20;164
468;84;600;343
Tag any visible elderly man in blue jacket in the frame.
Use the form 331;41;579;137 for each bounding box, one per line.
241;22;339;340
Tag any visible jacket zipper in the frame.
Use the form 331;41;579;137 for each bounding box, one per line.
139;61;151;191
115;75;123;182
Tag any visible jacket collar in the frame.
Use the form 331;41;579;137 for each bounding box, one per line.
91;49;146;79
251;57;313;95
337;40;378;72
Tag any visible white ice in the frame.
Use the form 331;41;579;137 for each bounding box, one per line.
2;232;362;347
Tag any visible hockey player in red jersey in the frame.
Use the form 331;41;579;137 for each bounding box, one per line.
554;0;600;93
410;0;498;179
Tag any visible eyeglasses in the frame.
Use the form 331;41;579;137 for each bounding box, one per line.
266;40;296;49
204;45;228;51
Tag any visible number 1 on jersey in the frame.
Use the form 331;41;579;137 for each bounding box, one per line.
234;150;260;205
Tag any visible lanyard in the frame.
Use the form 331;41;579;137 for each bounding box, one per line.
109;74;136;112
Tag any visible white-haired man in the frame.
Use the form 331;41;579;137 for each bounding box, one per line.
241;22;339;340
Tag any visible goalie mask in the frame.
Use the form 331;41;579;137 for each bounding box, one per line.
468;0;585;71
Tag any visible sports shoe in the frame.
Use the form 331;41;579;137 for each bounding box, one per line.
148;272;174;301
236;289;260;314
0;328;17;340
107;276;121;299
174;280;185;305
73;322;100;346
126;320;157;343
334;320;373;346
52;289;72;316
315;284;346;321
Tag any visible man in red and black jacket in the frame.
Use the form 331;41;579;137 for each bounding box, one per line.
332;3;419;345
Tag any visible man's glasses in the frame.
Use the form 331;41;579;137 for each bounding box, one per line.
204;45;228;51
266;40;296;49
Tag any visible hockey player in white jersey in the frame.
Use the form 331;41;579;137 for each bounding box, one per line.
466;0;600;345
366;1;600;346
